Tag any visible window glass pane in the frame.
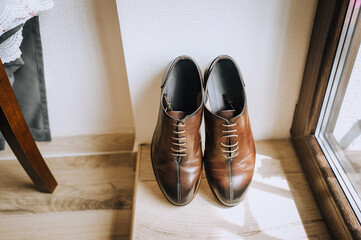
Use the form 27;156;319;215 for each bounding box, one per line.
316;0;361;222
333;44;361;196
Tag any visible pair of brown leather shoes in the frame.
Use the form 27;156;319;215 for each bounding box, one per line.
151;55;255;207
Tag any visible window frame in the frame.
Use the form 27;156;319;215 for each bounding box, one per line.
291;0;361;239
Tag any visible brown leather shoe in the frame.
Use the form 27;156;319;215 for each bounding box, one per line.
204;55;255;206
151;56;203;206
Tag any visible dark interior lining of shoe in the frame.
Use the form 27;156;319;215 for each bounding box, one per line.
206;59;245;115
163;59;202;114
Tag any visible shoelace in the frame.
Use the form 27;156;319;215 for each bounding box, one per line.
221;122;239;159
171;121;187;157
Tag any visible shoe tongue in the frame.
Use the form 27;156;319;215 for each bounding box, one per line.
167;111;188;120
216;110;236;120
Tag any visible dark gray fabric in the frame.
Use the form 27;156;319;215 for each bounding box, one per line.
0;24;23;44
0;16;51;150
4;58;24;85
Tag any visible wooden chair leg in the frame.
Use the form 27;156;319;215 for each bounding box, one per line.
0;61;57;193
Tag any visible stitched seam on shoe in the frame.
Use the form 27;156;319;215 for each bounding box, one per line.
177;157;181;204
229;160;233;205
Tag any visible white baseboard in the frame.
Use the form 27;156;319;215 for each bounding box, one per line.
0;132;135;160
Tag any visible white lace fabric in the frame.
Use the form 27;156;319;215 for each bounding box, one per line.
0;0;54;63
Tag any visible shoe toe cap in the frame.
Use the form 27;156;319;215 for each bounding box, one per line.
211;174;252;207
152;158;202;206
159;177;200;206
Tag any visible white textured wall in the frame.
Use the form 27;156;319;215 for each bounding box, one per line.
116;0;317;144
39;0;134;137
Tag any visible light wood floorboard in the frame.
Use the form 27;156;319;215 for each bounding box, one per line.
0;152;135;240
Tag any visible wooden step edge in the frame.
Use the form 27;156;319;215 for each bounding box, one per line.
0;132;135;160
130;144;142;240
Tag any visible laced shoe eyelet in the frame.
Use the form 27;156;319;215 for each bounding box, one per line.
220;121;239;160
171;121;187;158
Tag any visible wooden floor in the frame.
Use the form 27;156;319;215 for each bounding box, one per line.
0;139;332;239
0;152;135;240
131;140;331;239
